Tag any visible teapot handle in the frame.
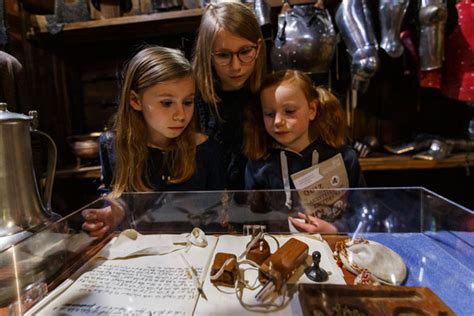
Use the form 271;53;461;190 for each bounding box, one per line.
32;130;57;213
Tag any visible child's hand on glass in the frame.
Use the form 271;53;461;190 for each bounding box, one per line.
81;199;125;238
288;212;337;234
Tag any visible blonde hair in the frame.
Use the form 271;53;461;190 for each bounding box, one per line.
111;45;196;198
244;70;347;160
192;2;266;113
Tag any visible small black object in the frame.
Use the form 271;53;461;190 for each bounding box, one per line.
304;251;329;282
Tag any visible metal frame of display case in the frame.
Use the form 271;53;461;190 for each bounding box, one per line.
0;187;472;315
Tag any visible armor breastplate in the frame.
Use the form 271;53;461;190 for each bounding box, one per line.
271;4;337;74
419;0;447;70
379;0;410;58
336;0;379;91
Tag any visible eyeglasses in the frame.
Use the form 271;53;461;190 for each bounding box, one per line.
211;45;258;66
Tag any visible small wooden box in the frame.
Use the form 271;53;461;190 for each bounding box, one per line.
258;238;308;290
246;238;271;265
210;252;238;288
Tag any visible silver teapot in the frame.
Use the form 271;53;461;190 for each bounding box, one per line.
0;102;59;251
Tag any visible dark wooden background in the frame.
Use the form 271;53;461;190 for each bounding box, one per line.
2;0;473;214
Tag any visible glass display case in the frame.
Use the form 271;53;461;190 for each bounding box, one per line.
0;187;472;315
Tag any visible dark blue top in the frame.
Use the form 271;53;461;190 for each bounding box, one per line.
196;87;253;190
99;131;226;193
244;142;365;228
245;141;365;190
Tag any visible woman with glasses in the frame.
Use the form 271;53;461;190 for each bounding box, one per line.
193;1;266;190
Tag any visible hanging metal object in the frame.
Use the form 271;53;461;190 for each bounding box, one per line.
335;0;379;92
271;0;337;74
254;0;272;27
418;0;447;70
379;0;410;58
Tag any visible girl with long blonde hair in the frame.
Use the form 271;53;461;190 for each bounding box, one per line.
193;1;266;189
82;46;225;237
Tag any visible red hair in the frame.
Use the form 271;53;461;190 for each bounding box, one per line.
244;70;347;160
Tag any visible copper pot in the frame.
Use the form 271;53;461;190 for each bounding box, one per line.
67;132;101;159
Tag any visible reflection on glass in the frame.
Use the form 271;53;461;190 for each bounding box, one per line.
0;188;472;314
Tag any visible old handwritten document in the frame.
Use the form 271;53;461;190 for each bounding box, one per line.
28;232;343;315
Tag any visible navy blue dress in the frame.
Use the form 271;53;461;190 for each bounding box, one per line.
196;87;253;190
99;131;226;193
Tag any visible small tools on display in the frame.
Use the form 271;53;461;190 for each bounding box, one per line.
256;238;309;302
304;251;329;282
210;252;238;288
245;233;271;265
240;225;278;265
180;253;207;300
209;236;310;310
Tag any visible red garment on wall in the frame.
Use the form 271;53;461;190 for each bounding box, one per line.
442;0;474;101
421;69;442;89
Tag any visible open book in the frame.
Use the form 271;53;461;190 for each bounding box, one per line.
27;232;344;315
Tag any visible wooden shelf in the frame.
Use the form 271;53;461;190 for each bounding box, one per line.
29;8;204;43
359;153;474;171
55;165;101;179
54;153;474;179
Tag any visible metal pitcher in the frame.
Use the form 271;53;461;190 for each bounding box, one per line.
0;102;59;251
